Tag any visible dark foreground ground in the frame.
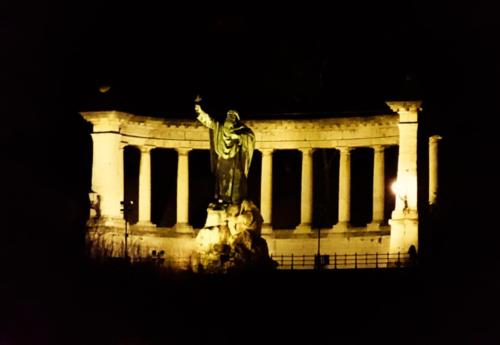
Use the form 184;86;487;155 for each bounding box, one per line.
2;258;499;345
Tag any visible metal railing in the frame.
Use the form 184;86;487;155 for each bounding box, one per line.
270;252;413;270
120;252;415;271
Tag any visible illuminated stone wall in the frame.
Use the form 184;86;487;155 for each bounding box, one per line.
82;100;431;264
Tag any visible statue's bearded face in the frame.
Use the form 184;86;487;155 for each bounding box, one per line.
226;110;239;124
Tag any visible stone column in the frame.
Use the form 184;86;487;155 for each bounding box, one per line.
368;145;385;230
175;148;194;234
429;135;442;206
295;148;314;233
90;132;125;227
260;149;274;235
386;101;421;253
137;146;155;227
333;147;351;232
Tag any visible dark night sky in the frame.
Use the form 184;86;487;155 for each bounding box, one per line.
58;8;476;118
2;3;500;343
5;4;497;120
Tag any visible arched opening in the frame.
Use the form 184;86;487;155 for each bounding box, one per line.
151;148;177;227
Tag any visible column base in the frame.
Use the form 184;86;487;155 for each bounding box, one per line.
174;223;194;234
367;221;384;231
261;224;273;235
331;222;350;233
294;224;312;234
134;221;156;229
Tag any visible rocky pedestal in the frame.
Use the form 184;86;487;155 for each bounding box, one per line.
194;200;277;273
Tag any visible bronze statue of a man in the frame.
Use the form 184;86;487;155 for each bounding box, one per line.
195;103;255;206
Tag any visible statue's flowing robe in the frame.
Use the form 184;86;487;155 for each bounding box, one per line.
197;112;255;204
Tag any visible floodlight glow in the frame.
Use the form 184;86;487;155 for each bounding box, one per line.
391;180;399;195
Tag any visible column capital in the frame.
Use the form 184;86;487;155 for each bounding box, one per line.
387;100;422;123
140;145;155;153
339;146;352;154
176;147;192;156
372;145;386;153
429;135;443;144
386;100;422;113
299;147;315;156
259;148;274;156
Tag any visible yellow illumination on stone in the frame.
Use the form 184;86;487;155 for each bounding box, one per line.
386;101;421;254
196;227;222;253
81;101;436;267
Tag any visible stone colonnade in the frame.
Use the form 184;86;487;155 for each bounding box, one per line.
125;145;392;233
293;146;388;233
83;100;430;253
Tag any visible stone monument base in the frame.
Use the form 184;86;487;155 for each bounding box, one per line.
194;200;277;273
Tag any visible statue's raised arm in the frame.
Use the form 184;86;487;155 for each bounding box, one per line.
194;99;255;206
195;104;216;129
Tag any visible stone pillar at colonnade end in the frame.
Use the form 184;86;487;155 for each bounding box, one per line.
387;101;421;255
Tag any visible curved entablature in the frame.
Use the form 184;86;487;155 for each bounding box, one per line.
81;111;400;150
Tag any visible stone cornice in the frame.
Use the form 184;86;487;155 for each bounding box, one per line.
81;110;400;149
81;110;398;130
246;115;398;130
